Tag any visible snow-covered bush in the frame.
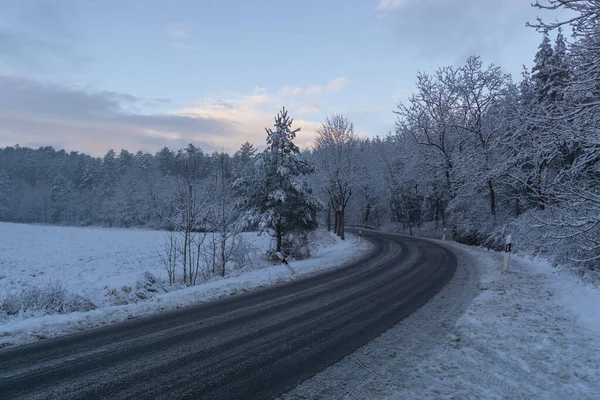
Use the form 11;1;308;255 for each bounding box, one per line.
105;271;167;306
228;236;257;270
282;233;311;260
1;280;95;316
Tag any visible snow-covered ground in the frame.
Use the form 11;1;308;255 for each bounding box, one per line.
284;240;600;400
0;222;371;348
4;224;598;398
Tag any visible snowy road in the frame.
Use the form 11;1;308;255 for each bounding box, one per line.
0;230;457;399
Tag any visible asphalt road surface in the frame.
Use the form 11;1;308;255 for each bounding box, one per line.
0;229;457;400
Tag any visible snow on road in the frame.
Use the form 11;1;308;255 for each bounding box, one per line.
0;222;371;348
283;240;600;400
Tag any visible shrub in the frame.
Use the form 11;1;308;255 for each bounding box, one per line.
1;280;95;316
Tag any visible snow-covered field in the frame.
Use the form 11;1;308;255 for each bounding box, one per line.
284;240;600;399
0;222;371;348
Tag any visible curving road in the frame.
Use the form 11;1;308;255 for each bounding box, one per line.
0;230;457;400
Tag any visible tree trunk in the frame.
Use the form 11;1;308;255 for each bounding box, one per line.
437;197;446;228
488;179;496;216
276;221;282;253
220;231;226;277
333;210;339;236
187;233;193;285
536;161;546;210
445;157;453;196
182;230;188;284
415;185;422;228
363;202;371;225
405;205;413;236
194;238;201;285
339;209;345;240
335;211;342;237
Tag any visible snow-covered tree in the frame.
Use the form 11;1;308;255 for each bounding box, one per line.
236;108;322;255
453;56;511;219
205;152;242;277
313;114;360;240
532;33;554;101
0;169;11;220
527;0;600;265
395;65;468;228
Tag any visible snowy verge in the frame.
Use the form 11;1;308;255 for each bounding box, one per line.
0;229;372;349
283;239;600;400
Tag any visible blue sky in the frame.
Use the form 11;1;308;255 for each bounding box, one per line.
0;0;572;156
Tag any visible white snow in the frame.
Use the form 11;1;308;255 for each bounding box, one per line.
0;222;371;348
284;240;600;400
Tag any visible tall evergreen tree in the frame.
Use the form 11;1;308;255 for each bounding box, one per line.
0;169;11;220
233;142;257;180
236;108;322;254
531;33;554;101
548;29;570;103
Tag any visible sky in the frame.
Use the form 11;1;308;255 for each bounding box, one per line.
0;0;573;156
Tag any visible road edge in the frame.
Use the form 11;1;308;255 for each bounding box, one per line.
281;235;482;399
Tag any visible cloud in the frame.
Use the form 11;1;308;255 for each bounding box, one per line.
297;105;320;116
279;77;348;98
379;0;574;77
0;73;348;156
325;77;348;92
172;42;199;51
305;86;322;96
0;1;87;72
0;74;234;156
164;26;199;51
177;89;322;152
280;86;304;97
165;28;189;38
376;0;408;10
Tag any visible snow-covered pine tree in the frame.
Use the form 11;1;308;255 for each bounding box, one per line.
233;141;258;181
236;107;322;256
0;169;11;220
529;0;600;265
511;32;570;211
531;33;554;101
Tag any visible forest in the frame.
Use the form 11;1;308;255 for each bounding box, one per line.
1;1;598;276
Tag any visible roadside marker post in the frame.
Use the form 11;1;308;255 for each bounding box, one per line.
359;230;362;244
276;252;296;275
503;234;512;273
442;228;446;241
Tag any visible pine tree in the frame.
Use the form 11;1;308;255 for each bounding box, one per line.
49;173;69;223
236;108;322;255
531;33;554;101
0;169;11;220
512;32;572;211
235;142;257;162
548;28;570;103
233;142;257;180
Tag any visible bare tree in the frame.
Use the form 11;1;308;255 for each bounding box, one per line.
160;231;178;285
313;114;360;240
395;67;467;227
170;150;209;285
454;56;510;218
205;152;242;277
